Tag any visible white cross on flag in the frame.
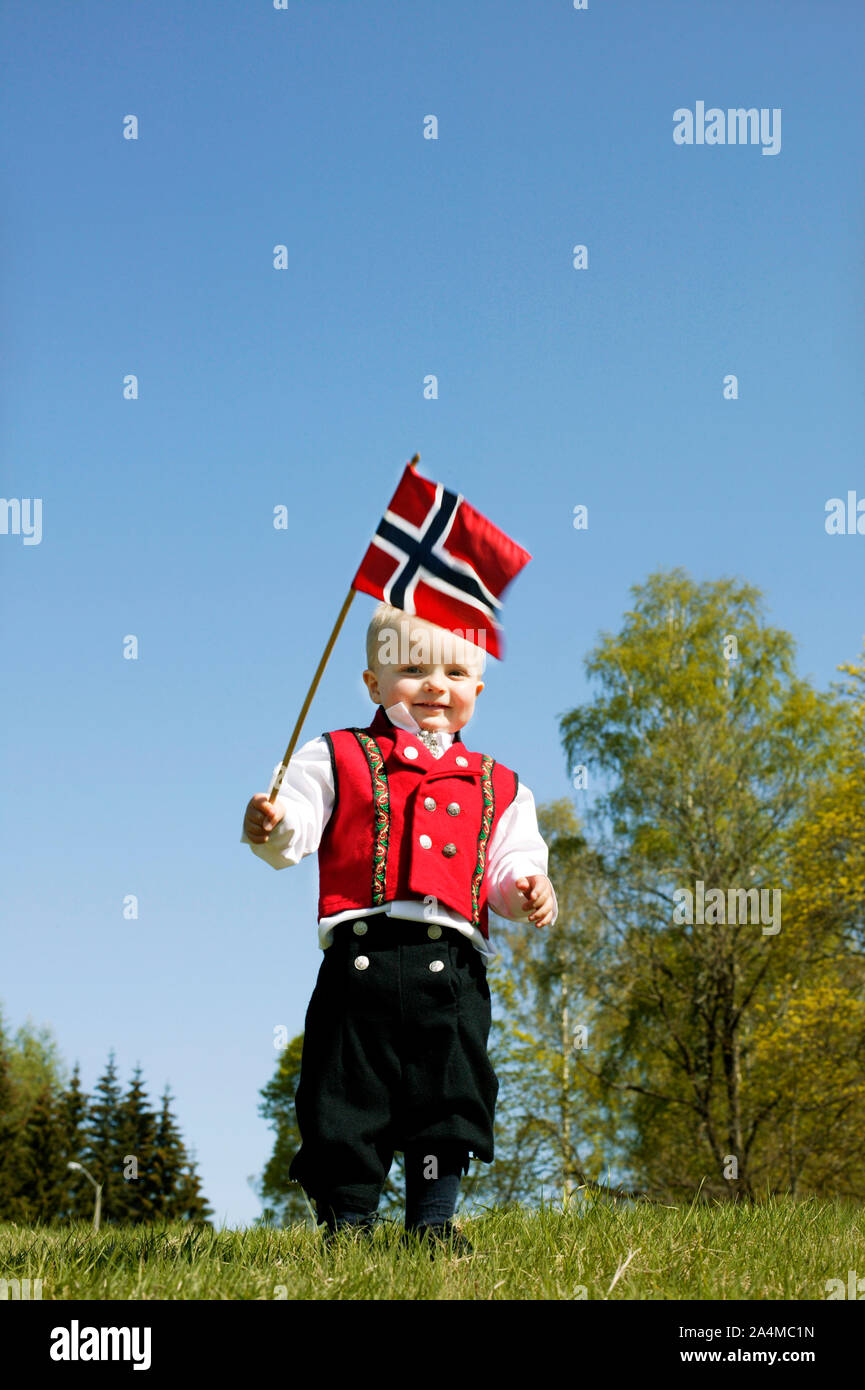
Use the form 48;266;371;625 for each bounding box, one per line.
351;459;531;659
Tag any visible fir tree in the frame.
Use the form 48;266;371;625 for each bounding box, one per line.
57;1063;92;1222
0;1017;213;1226
81;1051;127;1224
152;1087;186;1217
173;1144;213;1224
116;1064;158;1223
153;1087;213;1223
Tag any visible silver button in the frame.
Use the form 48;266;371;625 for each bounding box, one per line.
419;834;432;849
354;955;369;970
424;797;436;811
404;745;419;759
352;922;368;936
429;959;444;973
427;925;442;939
455;755;468;767
442;843;457;857
446;802;461;816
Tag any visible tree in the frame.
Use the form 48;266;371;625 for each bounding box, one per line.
170;1152;212;1225
152;1087;212;1223
0;1020;212;1225
116;1065;158;1223
475;801;621;1209
0;1011;26;1217
57;1063;92;1221
745;643;865;1197
559;568;846;1201
80;1051;128;1223
253;1033;314;1225
12;1083;69;1224
0;1011;70;1222
4;1018;67;1125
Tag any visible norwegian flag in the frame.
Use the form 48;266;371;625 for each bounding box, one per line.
351;459;531;660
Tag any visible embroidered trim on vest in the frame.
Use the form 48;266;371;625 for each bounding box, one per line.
470;754;496;928
352;730;390;906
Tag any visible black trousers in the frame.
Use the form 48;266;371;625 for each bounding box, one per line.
288;915;498;1211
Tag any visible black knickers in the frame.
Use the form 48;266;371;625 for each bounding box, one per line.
288;915;499;1207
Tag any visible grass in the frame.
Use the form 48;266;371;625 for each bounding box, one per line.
1;1194;862;1300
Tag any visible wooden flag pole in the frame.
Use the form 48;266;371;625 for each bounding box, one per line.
265;452;420;803
266;587;356;802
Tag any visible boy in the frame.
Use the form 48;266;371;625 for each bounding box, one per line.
241;603;556;1247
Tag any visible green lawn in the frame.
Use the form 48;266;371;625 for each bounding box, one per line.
1;1195;862;1300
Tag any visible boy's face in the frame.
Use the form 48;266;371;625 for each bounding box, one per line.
363;619;485;734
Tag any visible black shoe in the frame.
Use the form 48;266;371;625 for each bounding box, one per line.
321;1214;377;1247
405;1221;474;1257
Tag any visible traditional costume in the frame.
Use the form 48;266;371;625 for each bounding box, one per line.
242;700;556;1226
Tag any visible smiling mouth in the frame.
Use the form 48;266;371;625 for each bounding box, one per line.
415;702;449;709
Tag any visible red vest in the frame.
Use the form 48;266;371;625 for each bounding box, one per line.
318;706;519;938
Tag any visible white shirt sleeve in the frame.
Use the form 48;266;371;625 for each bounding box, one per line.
239;735;335;868
484;782;559;925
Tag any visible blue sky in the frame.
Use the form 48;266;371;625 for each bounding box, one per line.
2;0;863;1227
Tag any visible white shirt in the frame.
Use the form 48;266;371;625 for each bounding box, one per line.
241;701;558;957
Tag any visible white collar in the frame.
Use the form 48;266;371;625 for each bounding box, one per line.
385;701;456;749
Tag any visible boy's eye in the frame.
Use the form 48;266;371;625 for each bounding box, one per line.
400;666;466;676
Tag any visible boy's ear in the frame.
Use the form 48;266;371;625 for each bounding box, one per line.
362;668;381;703
474;680;485;699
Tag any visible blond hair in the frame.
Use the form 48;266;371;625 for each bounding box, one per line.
365;603;487;674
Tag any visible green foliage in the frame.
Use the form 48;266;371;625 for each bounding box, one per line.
3;1017;68;1124
0;1014;212;1226
253;1034;312;1226
0;1008;72;1222
59;1065;92;1222
10;1085;69;1224
745;641;865;1197
548;568;860;1201
81;1052;127;1223
116;1066;159;1223
477;800;618;1208
560;569;842;866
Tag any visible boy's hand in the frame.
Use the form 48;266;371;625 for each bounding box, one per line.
243;793;286;844
515;874;554;928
